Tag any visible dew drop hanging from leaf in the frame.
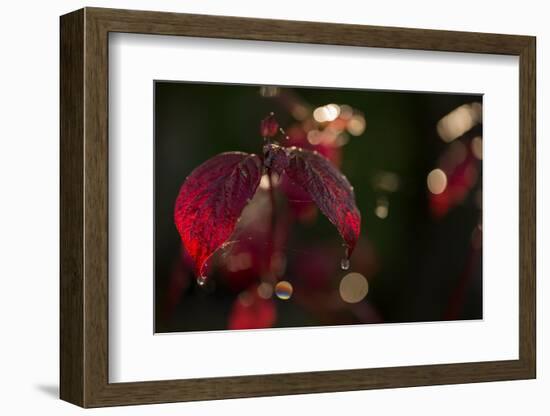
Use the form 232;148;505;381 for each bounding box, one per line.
340;246;351;270
341;258;350;271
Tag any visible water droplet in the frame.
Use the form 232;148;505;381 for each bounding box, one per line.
275;280;293;300
340;258;350;270
196;276;207;287
340;246;351;270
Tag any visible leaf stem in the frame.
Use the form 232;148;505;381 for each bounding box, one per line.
266;168;276;282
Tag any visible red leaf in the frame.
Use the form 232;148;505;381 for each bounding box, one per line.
228;289;276;330
174;152;262;278
429;150;479;218
284;147;361;255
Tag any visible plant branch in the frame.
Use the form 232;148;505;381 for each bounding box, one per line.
266;168;277;282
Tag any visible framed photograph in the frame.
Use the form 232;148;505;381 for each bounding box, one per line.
60;7;536;408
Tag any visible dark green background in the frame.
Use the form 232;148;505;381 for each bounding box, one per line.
154;81;482;332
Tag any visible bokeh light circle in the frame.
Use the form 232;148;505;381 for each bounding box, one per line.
275;280;293;300
427;168;447;195
339;272;369;304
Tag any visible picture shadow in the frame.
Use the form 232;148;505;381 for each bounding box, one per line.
35;384;59;399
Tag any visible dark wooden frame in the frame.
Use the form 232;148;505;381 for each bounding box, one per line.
60;7;536;408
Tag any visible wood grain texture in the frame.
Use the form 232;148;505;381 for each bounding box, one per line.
59;8;84;407
518;38;536;376
59;7;537;408
83;10;110;406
